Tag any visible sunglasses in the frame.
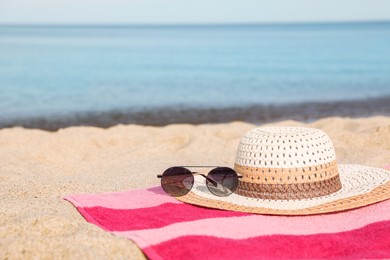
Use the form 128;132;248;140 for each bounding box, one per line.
157;166;242;197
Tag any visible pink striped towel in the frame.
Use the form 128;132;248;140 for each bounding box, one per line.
65;186;390;259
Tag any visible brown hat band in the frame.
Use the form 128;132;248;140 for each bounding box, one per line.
234;161;342;200
235;175;342;200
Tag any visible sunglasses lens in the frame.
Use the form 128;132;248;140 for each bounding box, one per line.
206;167;239;197
161;167;194;197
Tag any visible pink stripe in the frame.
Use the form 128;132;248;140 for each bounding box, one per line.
78;203;249;231
64;186;179;209
142;221;390;259
115;199;390;245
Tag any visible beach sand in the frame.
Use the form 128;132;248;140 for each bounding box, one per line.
1;116;390;259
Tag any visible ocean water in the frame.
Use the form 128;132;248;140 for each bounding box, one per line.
0;22;390;126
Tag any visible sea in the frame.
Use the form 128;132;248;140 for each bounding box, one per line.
0;22;390;129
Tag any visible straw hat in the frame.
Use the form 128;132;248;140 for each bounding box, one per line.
177;126;390;215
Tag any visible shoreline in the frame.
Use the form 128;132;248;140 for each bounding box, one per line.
1;96;390;131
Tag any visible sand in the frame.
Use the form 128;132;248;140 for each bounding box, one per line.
1;116;390;259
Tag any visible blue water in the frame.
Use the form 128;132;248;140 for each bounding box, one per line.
0;22;390;120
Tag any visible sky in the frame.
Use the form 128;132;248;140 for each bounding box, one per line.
0;0;390;25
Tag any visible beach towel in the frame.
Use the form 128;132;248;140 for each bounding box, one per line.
64;185;390;259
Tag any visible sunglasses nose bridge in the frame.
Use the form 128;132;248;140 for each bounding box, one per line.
192;172;219;187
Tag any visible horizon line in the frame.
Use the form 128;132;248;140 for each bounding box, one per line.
1;20;390;27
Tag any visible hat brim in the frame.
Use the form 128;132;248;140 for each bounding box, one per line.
176;164;390;215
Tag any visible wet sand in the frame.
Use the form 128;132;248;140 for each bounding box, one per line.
1;96;390;131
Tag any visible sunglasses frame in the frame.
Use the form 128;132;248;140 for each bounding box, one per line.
157;166;242;197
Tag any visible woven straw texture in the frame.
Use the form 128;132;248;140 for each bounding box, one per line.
177;126;390;215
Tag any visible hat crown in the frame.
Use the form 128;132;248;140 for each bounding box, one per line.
235;126;336;168
234;126;342;200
